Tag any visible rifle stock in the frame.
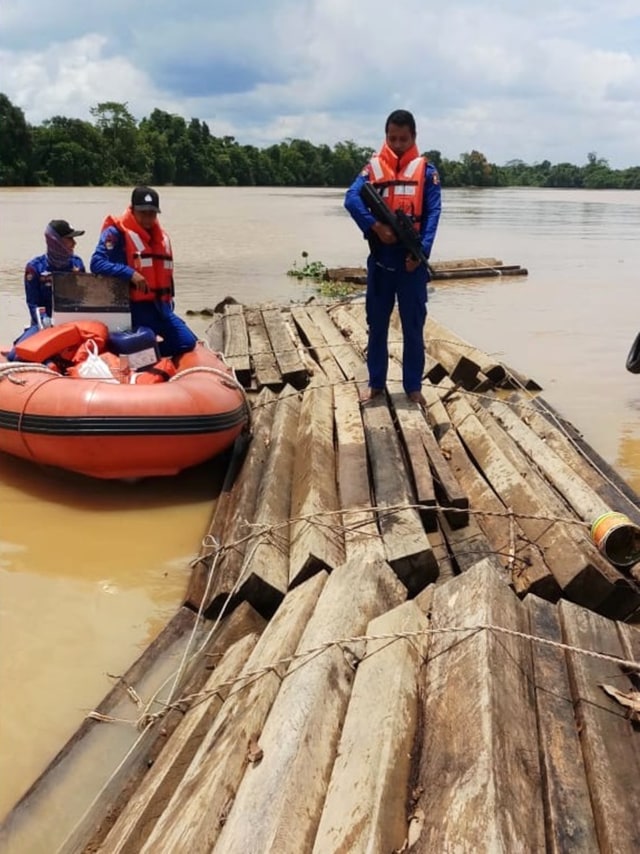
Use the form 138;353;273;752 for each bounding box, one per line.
360;181;430;268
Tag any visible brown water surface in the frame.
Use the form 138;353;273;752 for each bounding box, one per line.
1;185;639;819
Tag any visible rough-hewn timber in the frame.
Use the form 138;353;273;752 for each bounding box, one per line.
3;298;639;854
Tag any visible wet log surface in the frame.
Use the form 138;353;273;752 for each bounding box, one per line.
4;297;640;854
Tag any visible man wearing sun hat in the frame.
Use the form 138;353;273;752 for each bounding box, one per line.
5;218;86;359
90;186;197;356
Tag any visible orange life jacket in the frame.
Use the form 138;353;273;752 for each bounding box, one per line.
101;209;174;303
14;321;110;364
367;142;427;229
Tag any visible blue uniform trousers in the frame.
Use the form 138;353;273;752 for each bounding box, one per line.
365;258;428;394
131;301;198;357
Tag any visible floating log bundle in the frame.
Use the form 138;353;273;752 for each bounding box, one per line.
2;296;639;853
326;256;528;285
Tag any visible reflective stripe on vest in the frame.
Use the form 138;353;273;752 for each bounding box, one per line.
368;154;426;225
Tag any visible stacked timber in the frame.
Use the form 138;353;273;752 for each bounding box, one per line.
425;313;542;391
2;297;640;853
325;256;528;285
428;256;528;279
4;563;637;851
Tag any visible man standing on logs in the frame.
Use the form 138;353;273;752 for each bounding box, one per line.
344;109;442;405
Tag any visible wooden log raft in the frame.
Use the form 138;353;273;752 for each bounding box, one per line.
222;302;251;387
477;397;640;619
233;385;301;617
261;308;308;389
507;391;640;526
411;559;545;852
324;257;528;285
423;379;547;588
189;387;278;616
0;603;266;854
210;556;407;854
361;393;438;593
474;402;640;619
290;305;345;385
302;303;365;381
559;600;640;851
431;264;528;279
138;572;329;854
97;632;261;854
312;601;429;854
443;387;614;612
427;315;508;386
245;307;282;389
289;377;346;586
526;596;599;851
334;381;384;561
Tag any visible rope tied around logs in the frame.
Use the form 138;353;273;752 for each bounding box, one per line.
80;494;636;732
86;622;640;730
188;501;594;568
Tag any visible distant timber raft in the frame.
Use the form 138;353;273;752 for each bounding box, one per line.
326;256;528;284
1;297;639;854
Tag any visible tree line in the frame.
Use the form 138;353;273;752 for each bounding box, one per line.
1;94;639;190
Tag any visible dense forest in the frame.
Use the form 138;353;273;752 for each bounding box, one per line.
2;94;639;190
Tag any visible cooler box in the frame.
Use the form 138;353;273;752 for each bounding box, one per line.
109;327;159;370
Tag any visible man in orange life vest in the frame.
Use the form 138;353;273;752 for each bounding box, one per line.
344;110;441;404
90;186;197;356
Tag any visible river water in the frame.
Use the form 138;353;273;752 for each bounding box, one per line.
1;185;639;819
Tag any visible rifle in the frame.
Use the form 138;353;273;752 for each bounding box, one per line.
360;181;430;269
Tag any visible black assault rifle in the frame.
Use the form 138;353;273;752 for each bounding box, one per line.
360;181;430;269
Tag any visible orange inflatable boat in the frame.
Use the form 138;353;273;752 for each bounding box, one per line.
0;341;249;480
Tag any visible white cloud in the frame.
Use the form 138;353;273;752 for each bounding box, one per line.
0;0;639;167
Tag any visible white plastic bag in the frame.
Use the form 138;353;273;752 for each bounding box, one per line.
77;340;118;383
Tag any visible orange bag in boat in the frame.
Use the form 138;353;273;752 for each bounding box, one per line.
14;323;83;363
76;321;110;347
129;357;177;384
67;321;111;363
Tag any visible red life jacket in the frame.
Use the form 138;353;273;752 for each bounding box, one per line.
101;209;174;303
367;142;427;229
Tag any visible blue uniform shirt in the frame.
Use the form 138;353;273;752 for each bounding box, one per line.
90;226;136;280
344;162;442;270
24;253;85;324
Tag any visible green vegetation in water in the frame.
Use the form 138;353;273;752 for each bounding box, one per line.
287;251;362;298
286;251;328;280
317;280;362;298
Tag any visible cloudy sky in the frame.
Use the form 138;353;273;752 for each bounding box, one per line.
1;0;639;168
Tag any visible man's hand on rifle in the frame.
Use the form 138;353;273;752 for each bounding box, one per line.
405;255;421;273
371;222;397;245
